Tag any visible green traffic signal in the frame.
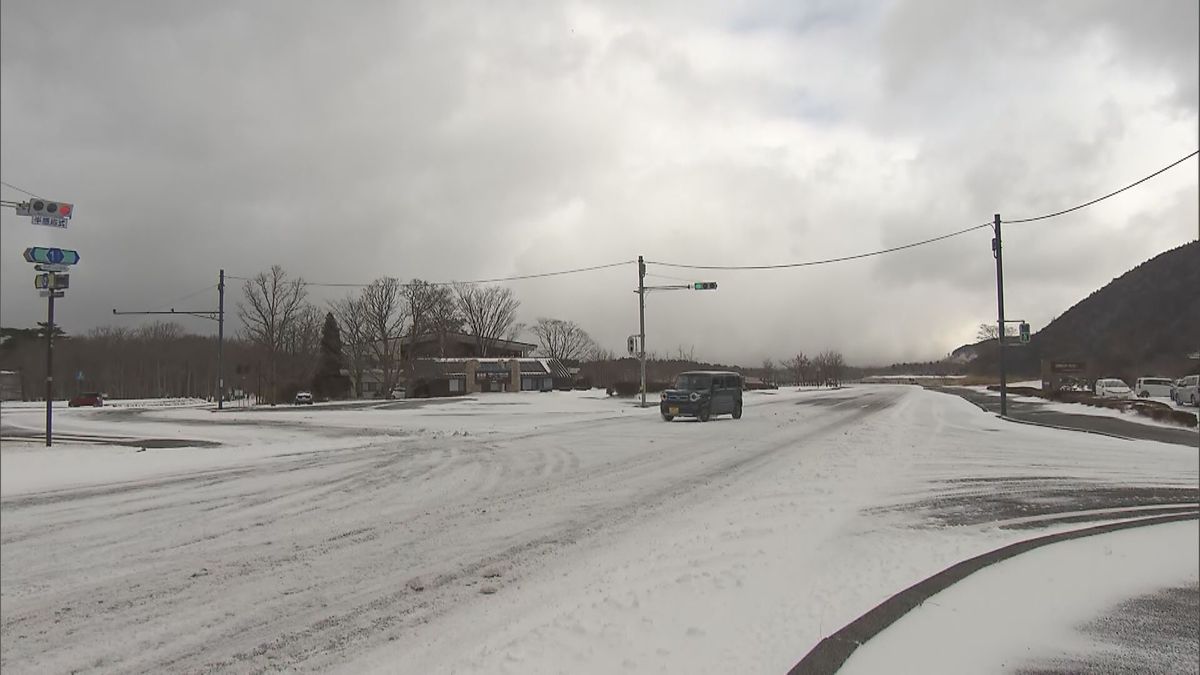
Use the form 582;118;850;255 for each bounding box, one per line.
693;282;718;290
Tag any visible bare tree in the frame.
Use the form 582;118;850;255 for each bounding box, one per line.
238;265;308;403
454;284;520;357
362;277;408;396
404;280;463;359
331;295;370;397
783;353;810;386
761;358;776;385
531;318;598;362
815;350;845;386
976;323;1017;341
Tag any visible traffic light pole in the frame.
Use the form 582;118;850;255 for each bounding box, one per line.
638;256;647;408
992;213;1008;417
217;269;225;410
45;291;56;446
112;271;225;406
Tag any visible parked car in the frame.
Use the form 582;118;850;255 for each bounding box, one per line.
1094;378;1133;399
1172;375;1199;406
660;371;743;422
294;391;313;405
68;392;104;407
1134;377;1175;398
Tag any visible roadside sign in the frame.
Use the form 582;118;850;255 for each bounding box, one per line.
34;263;69;273
23;247;80;265
1049;360;1086;374
37;290;65;298
32;215;70;229
76;371;84;382
35;274;68;290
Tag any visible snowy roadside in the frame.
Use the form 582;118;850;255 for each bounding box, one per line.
963;385;1199;432
839;520;1199;675
2;386;1196;674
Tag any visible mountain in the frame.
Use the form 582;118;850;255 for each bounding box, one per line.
957;240;1200;380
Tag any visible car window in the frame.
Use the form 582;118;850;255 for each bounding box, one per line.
675;374;712;391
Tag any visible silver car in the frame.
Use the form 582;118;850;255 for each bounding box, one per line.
1172;375;1199;406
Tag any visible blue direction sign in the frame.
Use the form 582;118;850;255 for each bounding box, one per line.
23;247;80;265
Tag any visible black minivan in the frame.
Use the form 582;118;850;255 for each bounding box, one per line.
660;371;743;422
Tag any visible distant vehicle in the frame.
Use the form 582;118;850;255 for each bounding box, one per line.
1172;375;1199;406
1094;378;1132;399
1134;377;1174;398
660;371;743;422
68;392;103;407
294;391;313;405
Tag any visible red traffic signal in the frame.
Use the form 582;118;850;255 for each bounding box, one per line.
30;199;74;219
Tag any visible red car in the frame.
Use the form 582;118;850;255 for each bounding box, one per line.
68;392;104;407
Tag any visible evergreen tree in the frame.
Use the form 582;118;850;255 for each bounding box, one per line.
311;312;351;400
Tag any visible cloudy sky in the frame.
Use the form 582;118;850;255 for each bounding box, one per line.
2;0;1197;366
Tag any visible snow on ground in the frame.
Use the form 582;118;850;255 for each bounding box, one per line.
840;520;1199;675
964;385;1200;431
1;386;1196;673
0;397;209;410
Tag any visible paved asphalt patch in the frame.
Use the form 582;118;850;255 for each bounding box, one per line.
936;386;1199;447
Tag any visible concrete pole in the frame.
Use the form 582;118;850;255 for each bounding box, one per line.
638;256;647;408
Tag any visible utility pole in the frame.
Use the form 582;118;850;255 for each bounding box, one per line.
112;270;226;408
217;269;225;410
638;255;647;408
992;213;1008;417
45;291;56;446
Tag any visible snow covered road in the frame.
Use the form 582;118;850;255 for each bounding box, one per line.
1;386;1196;673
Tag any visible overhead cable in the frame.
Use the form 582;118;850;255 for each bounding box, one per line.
227;259;636;288
0;180;43;199
646;222;992;271
1002;149;1199;224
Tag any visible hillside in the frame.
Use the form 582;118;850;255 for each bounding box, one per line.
957;240;1200;380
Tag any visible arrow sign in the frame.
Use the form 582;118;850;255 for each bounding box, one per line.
23;247;80;266
35;273;49;289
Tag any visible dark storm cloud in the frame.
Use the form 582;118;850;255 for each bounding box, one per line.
1;0;1195;366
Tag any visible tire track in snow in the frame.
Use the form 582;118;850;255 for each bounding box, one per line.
0;389;901;674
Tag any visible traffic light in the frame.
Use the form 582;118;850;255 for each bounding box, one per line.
693;282;718;290
1019;321;1030;343
627;336;637;355
29;199;74;219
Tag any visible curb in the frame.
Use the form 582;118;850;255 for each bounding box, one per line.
996;413;1137;441
787;511;1200;675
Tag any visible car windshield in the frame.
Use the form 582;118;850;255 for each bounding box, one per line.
1143;379;1171;386
674;374;712;391
1100;379;1125;386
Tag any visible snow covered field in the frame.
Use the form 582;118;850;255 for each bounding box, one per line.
1;386;1196;673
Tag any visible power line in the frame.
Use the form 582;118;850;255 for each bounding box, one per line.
1002;149;1199;224
148;284;218;312
0;180;42;199
647;222;992;271
648;148;1199;271
227;259;635;288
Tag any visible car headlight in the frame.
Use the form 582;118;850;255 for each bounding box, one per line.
660;391;667;400
689;392;700;402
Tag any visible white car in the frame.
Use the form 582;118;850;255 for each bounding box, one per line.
1094;378;1133;399
1134;377;1175;398
294;391;313;405
1172;375;1199;406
